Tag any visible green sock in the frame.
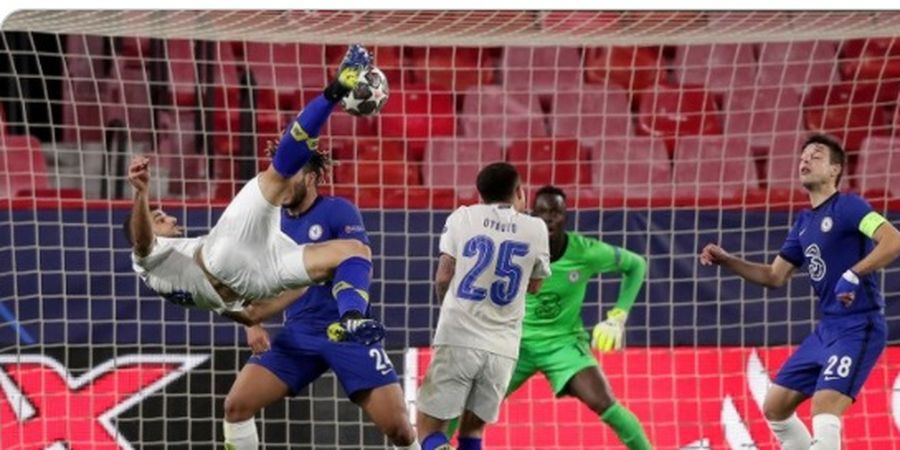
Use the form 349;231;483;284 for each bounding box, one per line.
445;416;460;439
601;402;653;450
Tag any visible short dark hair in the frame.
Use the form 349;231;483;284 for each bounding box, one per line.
534;185;566;204
803;133;846;187
302;152;329;182
476;162;520;203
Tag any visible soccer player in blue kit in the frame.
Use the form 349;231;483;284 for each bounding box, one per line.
700;134;900;450
222;149;419;449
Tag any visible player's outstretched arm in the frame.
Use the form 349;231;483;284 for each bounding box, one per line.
699;243;795;288
127;156;155;258
591;247;647;352
221;287;307;326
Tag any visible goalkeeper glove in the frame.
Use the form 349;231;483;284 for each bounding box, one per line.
327;310;385;346
591;308;628;352
324;44;372;102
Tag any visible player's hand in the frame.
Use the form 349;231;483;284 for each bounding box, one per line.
127;156;150;193
244;325;270;354
834;269;860;307
336;44;372;90
699;243;730;266
328;311;385;346
591;308;628;352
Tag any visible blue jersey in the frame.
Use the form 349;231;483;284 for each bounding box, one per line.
280;196;369;332
779;192;885;318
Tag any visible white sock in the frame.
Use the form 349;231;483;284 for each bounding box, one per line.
768;414;812;450
223;418;259;450
395;440;422;450
810;413;842;450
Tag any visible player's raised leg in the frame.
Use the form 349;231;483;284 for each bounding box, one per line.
257;44;371;206
565;368;651;450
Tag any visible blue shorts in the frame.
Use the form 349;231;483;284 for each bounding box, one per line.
774;313;886;400
248;325;398;398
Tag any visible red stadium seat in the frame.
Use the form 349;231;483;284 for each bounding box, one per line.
550;84;631;144
506;138;589;187
409;46;495;92
857;136;900;197
672;136;758;198
423;138;504;196
724;86;804;151
584;46;664;92
839;38;900;81
460;86;547;146
62;34;107;143
379;84;455;139
755;40;839;91
590;137;672;198
333;161;421;187
672;43;756;93
636;83;723;154
166;39;199;107
0;135;50;198
503;47;582;94
803;82;891;151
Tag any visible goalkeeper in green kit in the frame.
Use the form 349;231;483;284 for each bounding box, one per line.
447;185;652;449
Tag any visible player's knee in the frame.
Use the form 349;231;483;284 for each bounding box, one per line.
224;394;257;422
384;420;416;446
586;391;616;415
762;400;792;421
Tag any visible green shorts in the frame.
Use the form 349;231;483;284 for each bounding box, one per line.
507;337;598;397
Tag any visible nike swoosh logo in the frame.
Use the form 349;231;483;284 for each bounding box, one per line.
799;228;807;235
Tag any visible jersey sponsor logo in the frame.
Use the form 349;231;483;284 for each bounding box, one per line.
821;216;833;233
534;292;562;319
568;271;580;282
308;224;323;241
0;353;208;449
805;244;827;281
344;224;365;234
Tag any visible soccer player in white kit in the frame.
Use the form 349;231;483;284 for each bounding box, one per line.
416;162;551;450
125;45;385;345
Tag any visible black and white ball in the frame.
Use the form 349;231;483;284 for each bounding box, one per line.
340;67;389;117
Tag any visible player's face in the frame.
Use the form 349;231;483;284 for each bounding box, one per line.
532;194;566;238
799;144;839;190
150;209;184;237
283;170;317;210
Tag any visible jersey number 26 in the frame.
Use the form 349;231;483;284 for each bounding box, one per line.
457;235;529;306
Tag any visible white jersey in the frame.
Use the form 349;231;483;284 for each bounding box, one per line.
131;176;311;313
434;204;551;359
131;236;235;313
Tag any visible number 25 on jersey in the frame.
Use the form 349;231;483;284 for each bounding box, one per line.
457;235;529;306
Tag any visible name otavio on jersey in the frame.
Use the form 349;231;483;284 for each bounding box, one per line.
804;244;827;281
483;219;517;233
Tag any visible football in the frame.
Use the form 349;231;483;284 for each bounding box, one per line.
340;66;389;117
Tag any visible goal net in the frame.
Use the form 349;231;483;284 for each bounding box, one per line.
1;10;899;449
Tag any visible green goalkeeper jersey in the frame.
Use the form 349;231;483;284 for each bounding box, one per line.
521;232;647;344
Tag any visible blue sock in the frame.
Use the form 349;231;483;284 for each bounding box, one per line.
272;94;335;178
331;256;372;317
457;437;482;450
421;432;450;450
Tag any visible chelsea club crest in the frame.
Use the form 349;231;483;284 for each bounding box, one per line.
309;224;323;240
821;216;833;233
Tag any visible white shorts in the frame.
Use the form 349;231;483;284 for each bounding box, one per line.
202;176;310;302
416;345;516;423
